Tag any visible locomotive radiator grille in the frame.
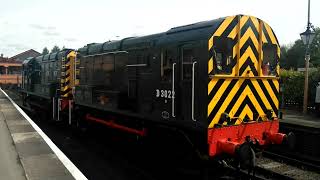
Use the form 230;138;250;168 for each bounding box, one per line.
207;15;280;128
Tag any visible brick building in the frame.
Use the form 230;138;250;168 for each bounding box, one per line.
0;49;40;87
10;49;41;62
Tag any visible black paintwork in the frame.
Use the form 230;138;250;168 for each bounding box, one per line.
21;49;73;109
75;18;225;132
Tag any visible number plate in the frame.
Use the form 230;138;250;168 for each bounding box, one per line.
155;89;175;99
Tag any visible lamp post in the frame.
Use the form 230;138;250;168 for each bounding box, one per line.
300;0;316;114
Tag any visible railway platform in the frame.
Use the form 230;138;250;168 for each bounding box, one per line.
0;89;86;180
277;109;320;164
280;109;320;129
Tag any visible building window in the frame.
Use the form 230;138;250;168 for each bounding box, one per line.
0;66;5;74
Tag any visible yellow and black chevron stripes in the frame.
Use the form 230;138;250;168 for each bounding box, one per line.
208;15;280;77
207;15;280;128
208;15;238;75
60;51;76;98
239;16;262;76
207;78;279;128
75;58;80;86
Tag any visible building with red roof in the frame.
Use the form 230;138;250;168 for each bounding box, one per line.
0;49;40;87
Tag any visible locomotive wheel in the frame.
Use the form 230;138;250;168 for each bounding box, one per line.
236;142;256;173
73;107;90;133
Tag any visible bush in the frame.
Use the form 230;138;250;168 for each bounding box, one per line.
280;68;320;108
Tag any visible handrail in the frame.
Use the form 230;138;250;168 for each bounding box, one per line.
82;50;128;58
126;64;147;67
172;63;176;117
192;61;197;121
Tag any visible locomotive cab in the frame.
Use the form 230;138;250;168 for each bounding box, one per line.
21;57;39;92
206;15;290;159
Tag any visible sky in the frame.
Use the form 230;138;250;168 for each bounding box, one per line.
0;0;319;57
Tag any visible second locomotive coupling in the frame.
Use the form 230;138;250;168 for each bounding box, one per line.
20;14;294;168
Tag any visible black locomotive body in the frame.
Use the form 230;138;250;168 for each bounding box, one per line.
76;25;211;129
21;15;292;160
21;49;76;117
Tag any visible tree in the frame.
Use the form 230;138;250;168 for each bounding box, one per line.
280;27;320;70
42;47;49;55
280;45;289;69
285;39;305;69
309;27;320;67
51;45;60;53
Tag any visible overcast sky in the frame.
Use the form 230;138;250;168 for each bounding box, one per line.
1;0;319;57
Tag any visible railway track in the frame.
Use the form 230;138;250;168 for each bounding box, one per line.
263;150;320;172
222;154;320;180
256;156;319;179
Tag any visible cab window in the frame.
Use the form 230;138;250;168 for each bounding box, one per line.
161;49;175;81
262;44;277;76
212;37;233;75
182;48;194;79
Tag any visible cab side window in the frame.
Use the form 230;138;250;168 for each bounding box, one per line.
262;44;277;76
161;49;175;81
182;48;194;79
212;37;233;75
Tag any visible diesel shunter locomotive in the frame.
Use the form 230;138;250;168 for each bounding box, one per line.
20;14;293;166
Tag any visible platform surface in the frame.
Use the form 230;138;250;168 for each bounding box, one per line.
280;109;320;129
0;105;26;180
0;89;86;180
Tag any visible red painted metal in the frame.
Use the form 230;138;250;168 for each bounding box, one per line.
217;139;240;155
264;132;286;145
85;114;147;137
208;119;285;157
60;99;70;111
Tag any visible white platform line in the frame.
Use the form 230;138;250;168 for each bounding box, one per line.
0;89;87;180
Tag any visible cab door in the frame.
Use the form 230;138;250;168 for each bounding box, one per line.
180;44;199;122
153;48;178;120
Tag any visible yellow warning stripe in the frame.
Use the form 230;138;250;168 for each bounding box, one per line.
208;57;213;74
232;42;238;59
250;16;260;33
207;79;232;116
208;36;214;50
228;15;249;40
262;80;279;108
208;16;236;51
209;79;244;125
264;23;277;44
239;27;259;51
252;80;275;116
60;51;76;97
208;78;218;95
207;15;280;128
236;105;254;124
227;25;238;39
238;46;258;71
273;79;279;92
229;86;265;118
213;16;236;37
